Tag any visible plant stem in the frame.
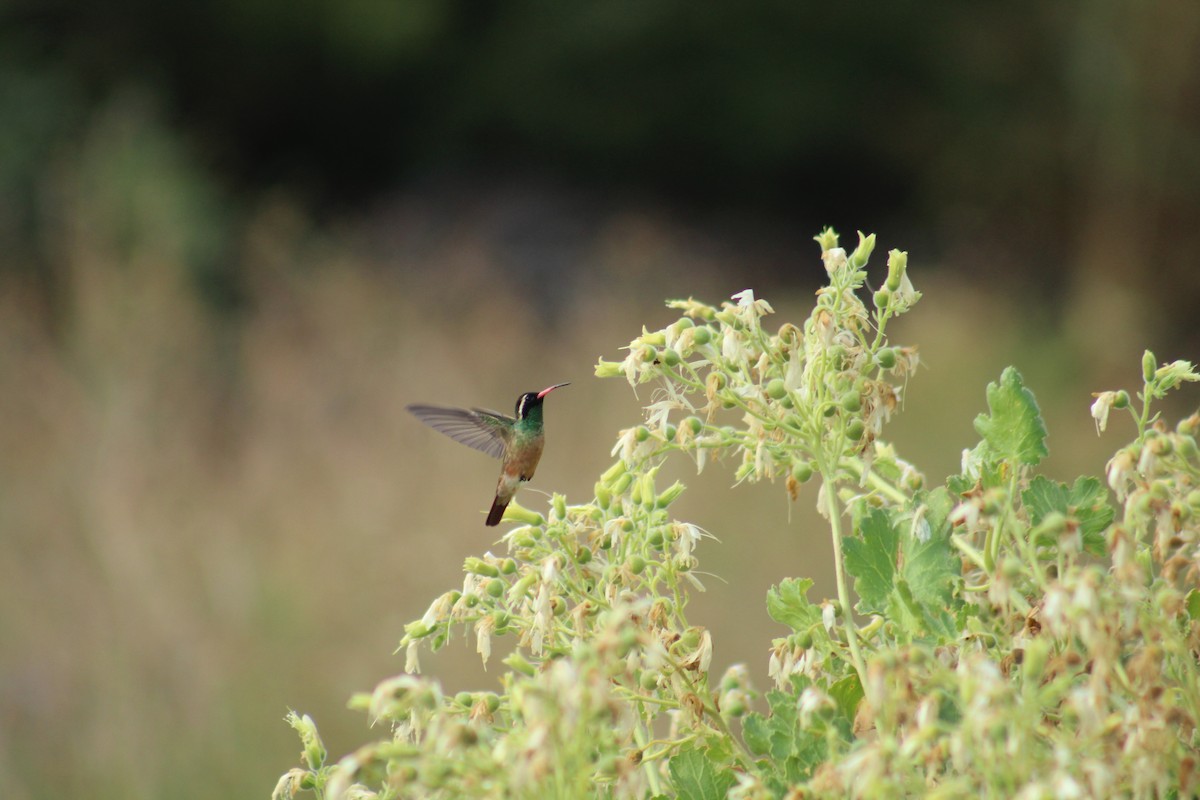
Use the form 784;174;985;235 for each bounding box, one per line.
822;471;868;689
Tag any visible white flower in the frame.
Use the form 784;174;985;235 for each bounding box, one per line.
1090;391;1116;434
475;615;495;667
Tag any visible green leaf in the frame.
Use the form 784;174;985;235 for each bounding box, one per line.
668;747;736;800
1187;589;1200;621
843;508;899;613
1022;476;1114;555
901;488;961;621
973;366;1048;467
828;673;864;731
767;577;821;631
741;682;826;785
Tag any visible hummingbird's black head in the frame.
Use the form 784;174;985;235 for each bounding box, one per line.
515;382;569;420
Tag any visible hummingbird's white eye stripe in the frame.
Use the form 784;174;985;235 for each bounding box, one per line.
516;394;528;419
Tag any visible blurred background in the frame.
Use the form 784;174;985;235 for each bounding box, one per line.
2;1;1199;797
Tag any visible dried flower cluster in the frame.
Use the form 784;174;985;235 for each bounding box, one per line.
276;230;1199;799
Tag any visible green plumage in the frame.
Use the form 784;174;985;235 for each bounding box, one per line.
406;383;568;526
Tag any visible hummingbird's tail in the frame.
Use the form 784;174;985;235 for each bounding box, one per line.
486;497;508;526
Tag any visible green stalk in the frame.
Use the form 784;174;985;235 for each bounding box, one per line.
821;469;868;689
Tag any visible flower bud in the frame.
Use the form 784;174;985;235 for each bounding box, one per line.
594;359;623;378
813;227;840;252
601;460;627;485
464;557;500;578
288;712;326;770
503;651;537;677
504;503;545;527
656;481;686;508
885;249;908;292
1143;350;1157;383
848;231;876;270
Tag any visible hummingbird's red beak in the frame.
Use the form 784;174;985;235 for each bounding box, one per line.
537;382;570;399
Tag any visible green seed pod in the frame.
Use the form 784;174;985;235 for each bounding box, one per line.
684;416;703;435
692;326;713;345
500;558;517;575
840;391;862;412
491;610;510;632
876;347;897;369
629;555;647;575
766;378;787;400
663;423;678;441
640;670;659;691
483;692;502;713
634;425;651;443
873;288;891;310
791;460;814;483
486;578;505;598
1176;434;1195;460
846;419;866;440
672;316;695;332
575;546;592;565
647;528;664;548
455;691;474;707
1114;390;1131;410
661;348;681;367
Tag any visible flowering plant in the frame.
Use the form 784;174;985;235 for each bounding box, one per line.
276;230;1200;799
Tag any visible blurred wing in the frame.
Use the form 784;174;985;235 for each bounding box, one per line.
406;405;512;460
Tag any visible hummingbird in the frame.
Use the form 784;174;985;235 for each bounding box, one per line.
406;383;570;526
